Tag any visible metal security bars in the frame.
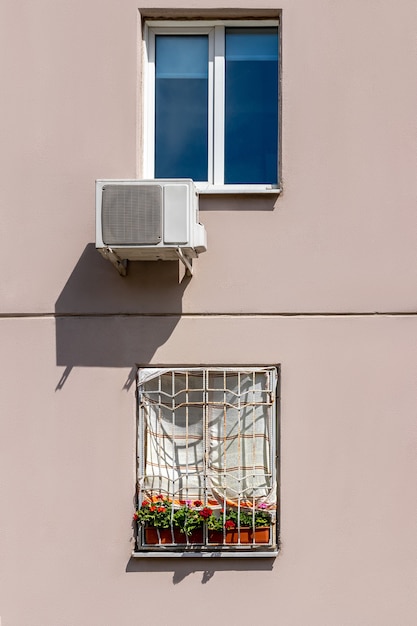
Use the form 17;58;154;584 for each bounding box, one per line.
135;367;279;556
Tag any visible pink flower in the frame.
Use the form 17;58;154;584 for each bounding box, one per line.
258;502;268;509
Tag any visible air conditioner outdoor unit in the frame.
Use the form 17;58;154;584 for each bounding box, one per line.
96;179;207;276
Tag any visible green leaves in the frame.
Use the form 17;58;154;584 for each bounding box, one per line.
173;506;205;535
135;498;272;532
135;497;173;529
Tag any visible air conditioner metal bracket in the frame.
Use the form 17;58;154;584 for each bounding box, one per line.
100;247;128;277
99;246;193;278
175;247;193;277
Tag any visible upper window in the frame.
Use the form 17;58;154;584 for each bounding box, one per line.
143;20;280;192
134;366;279;556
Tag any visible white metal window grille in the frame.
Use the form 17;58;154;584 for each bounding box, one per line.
135;367;279;556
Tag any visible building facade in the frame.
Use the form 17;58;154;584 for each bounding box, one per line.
1;0;416;624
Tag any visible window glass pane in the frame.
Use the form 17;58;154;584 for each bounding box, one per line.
225;28;278;184
155;36;208;181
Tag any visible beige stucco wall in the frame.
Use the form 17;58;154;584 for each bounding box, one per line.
1;0;416;315
1;0;416;625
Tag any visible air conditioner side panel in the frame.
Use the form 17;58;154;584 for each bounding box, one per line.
163;184;189;244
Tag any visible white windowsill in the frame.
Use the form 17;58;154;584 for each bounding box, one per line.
196;184;281;195
132;550;279;558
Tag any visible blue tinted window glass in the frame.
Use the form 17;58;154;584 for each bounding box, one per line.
225;28;279;184
155;35;208;181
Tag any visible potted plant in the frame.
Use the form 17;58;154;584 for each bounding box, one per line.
252;507;272;543
135;497;272;546
173;501;212;543
134;496;213;545
207;507;272;544
134;495;179;544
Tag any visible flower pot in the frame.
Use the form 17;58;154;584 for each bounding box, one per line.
208;527;270;545
208;530;224;544
143;527;204;545
144;528;182;544
183;529;204;544
225;528;252;544
252;526;270;544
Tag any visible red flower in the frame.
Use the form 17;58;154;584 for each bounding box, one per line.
157;507;165;513
225;520;236;530
149;506;156;512
199;507;213;518
133;513;139;521
156;494;164;500
193;500;203;507
141;500;149;507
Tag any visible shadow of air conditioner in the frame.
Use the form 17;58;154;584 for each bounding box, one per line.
54;243;189;387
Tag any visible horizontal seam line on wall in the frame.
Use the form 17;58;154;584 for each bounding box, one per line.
1;311;416;319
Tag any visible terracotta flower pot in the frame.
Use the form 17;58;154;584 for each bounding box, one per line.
144;527;204;545
208;527;270;544
208;530;223;544
144;528;181;544
225;528;252;543
251;527;270;544
184;529;204;544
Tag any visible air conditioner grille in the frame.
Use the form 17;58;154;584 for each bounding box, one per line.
102;184;162;245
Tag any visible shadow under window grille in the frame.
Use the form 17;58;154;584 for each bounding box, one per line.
136;367;278;552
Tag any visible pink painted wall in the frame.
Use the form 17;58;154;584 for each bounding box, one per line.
1;1;416;625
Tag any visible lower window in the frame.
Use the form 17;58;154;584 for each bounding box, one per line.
134;366;279;555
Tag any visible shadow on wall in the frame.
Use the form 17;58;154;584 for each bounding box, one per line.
55;243;189;387
126;555;275;583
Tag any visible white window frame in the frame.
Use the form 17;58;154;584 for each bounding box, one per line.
142;20;280;195
134;366;279;557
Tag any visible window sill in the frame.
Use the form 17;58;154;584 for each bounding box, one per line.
196;184;281;195
132;550;278;558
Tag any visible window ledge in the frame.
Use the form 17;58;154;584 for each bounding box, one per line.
196;184;281;195
132;550;278;558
